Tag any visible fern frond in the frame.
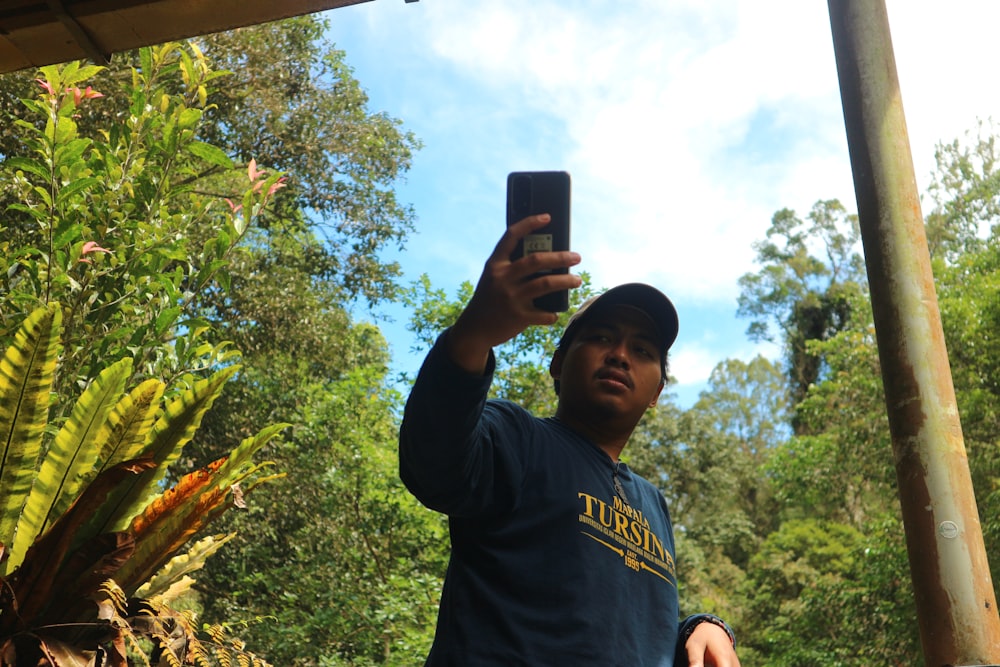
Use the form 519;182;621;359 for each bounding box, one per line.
96;378;165;473
101;365;240;532
0;304;60;567
115;460;227;594
118;424;286;595
75;379;164;547
7;357;132;571
9;458;153;625
135;533;234;600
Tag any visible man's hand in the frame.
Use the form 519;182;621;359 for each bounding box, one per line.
684;621;741;667
447;213;582;374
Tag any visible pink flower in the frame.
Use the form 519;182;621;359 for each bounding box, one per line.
225;198;243;213
79;241;111;264
35;78;55;95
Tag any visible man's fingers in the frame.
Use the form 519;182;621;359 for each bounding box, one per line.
521;271;582;301
513;249;581;278
491;213;552;262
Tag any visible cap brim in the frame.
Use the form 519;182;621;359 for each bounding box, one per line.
561;283;679;353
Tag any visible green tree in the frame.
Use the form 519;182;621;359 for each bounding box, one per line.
403;273;598;415
1;16;427;663
0;51;292;665
0;46;271;409
684;356;787;559
766;293;896;528
737;200;867;427
925;120;1000;263
195;17;421;306
147;17;431;664
740;517;919;666
197;359;446;666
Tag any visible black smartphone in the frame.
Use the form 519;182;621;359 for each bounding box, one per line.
506;170;572;312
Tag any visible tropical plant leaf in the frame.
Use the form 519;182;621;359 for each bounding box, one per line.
0;303;60;569
95;379;165;474
186;140;233;168
211;423;288;488
97;365;239;533
7;358;132;572
135;533;235;600
7;457;155;627
116;460;227;594
119;423;286;594
148;576;196;606
73;379;165;550
46;531;135;628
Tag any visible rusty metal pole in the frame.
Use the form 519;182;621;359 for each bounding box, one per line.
827;1;1000;664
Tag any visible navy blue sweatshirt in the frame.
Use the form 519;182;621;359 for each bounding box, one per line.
399;332;683;666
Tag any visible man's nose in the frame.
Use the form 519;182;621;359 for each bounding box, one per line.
605;341;631;368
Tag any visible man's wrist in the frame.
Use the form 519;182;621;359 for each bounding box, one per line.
444;325;493;375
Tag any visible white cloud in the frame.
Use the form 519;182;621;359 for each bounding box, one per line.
403;1;861;302
336;0;1000;401
405;0;1000;299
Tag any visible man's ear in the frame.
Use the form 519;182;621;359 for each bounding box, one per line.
549;348;564;380
648;379;665;408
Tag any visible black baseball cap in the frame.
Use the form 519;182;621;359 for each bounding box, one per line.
558;283;679;356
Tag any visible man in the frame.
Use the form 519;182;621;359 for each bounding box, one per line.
399;213;741;666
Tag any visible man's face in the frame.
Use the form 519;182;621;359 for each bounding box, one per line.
549;304;665;424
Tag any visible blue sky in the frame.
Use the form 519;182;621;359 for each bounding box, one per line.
323;0;1000;407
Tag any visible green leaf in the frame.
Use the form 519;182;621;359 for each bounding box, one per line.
186;141;233;168
134;532;235;599
213;423;289;489
53;115;78;144
53;137;91;168
7;357;132;572
52;223;82;252
73;379;165;551
99;365;241;532
0;304;61;568
95;379;165;474
63;64;105;86
139;47;153;82
5;156;50;181
38;64;61;87
154;306;181;337
55;176;100;206
31;185;52;208
177;107;203;130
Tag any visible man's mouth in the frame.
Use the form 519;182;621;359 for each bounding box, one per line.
596;368;632;390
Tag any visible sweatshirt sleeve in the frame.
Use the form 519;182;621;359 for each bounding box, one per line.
398;329;528;517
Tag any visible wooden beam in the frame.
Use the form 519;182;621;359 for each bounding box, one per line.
0;0;377;73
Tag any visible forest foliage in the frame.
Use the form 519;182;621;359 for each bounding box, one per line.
1;13;999;666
